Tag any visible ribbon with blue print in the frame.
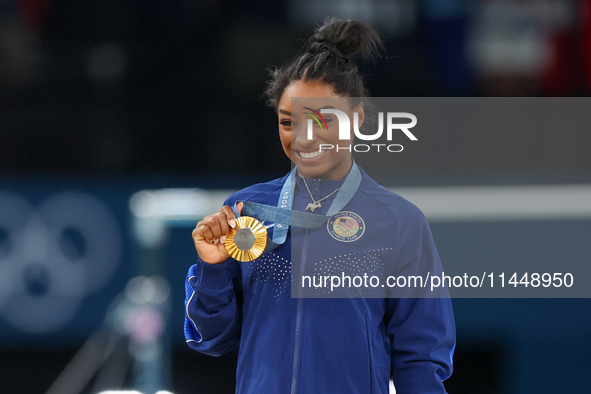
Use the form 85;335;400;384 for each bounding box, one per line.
231;161;362;252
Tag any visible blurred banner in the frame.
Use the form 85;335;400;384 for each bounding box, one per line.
0;180;133;342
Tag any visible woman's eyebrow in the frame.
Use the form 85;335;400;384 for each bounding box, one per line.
279;105;335;116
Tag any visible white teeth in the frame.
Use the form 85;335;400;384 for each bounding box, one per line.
299;150;325;159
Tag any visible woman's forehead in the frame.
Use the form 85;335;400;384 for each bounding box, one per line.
278;81;350;112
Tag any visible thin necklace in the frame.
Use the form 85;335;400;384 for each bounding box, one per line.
298;174;340;213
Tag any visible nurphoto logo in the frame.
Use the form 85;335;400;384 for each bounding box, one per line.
304;108;418;153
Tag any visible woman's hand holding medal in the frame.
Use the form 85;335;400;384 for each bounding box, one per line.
192;202;243;264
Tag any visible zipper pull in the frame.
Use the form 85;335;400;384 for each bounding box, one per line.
313;178;321;193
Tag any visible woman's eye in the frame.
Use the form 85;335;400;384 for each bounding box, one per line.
280;120;292;126
324;118;333;123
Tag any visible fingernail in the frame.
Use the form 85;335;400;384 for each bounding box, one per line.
214;239;219;245
229;219;236;228
220;235;226;244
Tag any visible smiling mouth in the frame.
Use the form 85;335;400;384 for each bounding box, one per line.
296;149;327;160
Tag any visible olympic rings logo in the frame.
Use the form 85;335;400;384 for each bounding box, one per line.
0;191;122;334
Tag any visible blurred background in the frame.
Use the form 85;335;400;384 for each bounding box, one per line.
1;0;590;393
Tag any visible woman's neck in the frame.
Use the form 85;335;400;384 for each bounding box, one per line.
295;158;353;180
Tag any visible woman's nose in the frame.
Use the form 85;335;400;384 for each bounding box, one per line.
292;119;317;148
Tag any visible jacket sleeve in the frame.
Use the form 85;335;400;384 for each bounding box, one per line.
386;297;455;393
385;205;456;393
184;256;242;357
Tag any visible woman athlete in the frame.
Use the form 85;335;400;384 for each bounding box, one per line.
185;18;455;394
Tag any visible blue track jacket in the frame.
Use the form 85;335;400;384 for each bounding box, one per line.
184;166;455;393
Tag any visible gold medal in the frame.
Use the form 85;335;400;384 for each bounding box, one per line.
225;216;268;262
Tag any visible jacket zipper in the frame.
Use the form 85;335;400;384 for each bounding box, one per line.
291;227;309;394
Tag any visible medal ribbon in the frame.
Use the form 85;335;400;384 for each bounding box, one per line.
231;161;362;252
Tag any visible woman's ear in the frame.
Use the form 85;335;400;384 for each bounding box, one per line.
355;101;365;128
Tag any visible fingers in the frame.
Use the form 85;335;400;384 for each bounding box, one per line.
220;205;237;231
193;219;223;245
192;204;242;245
208;218;225;244
192;223;213;244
